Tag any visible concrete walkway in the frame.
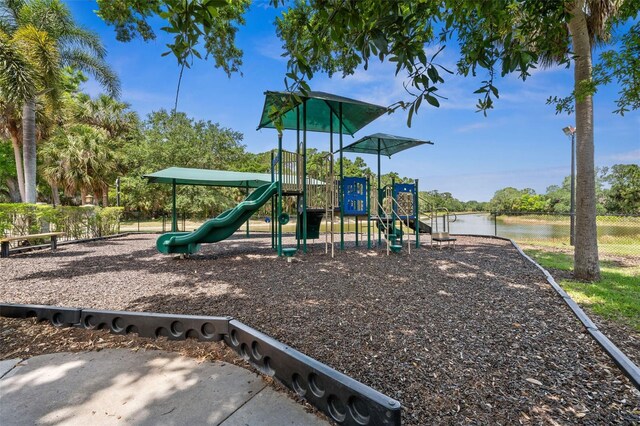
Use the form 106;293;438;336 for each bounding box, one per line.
0;349;329;425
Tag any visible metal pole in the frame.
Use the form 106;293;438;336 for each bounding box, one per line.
297;107;301;251
377;139;381;246
271;151;275;249
302;102;308;253
415;179;419;248
339;103;344;250
116;178;120;207
367;175;371;249
570;132;576;246
329;112;334;256
246;183;250;238
278;133;283;256
171;179;177;232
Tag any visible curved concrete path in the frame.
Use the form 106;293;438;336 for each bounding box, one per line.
0;349;329;425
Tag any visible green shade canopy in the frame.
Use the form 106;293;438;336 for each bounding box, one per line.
144;167;324;188
257;91;388;136
339;133;434;158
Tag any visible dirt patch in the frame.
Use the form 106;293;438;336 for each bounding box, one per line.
1;234;639;424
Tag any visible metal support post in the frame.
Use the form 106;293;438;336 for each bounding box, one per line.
339;103;344;250
171;179;177;232
415;179;420;248
277;133;283;256
367;175;371;249
302;102;308;253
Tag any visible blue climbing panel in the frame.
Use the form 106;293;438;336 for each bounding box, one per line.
342;177;367;215
393;183;416;219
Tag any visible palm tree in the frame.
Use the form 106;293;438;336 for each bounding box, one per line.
562;0;625;281
73;93;139;140
72;94;139;205
0;0;119;203
40;124;116;205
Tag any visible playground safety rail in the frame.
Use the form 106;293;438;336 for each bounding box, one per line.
375;199;392;256
390;196;413;255
0;303;402;426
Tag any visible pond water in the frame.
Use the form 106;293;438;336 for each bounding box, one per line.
446;213;640;241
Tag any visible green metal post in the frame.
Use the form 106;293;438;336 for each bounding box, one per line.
302;101;308;253
415;179;419;248
246;183;250;238
339;103;344;250
329;109;334;253
391;177;396;237
377;140;381;246
367;175;371;249
296;107;301;250
271;150;275;249
278;133;283;256
171;179;177;232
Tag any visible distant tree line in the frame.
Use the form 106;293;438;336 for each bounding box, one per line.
414;164;639;215
488;165;639;214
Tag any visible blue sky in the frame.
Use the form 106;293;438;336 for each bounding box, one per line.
66;1;639;202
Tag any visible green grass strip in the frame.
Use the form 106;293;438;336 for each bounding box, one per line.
525;249;640;333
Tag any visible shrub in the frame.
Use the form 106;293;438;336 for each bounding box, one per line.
0;203;123;240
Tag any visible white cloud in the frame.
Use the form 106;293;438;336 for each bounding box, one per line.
254;35;287;62
455;122;491;133
598;149;640;164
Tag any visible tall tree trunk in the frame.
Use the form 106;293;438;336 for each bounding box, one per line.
102;183;109;207
6;177;22;202
8;120;25;202
22;98;37;203
51;183;61;206
80;188;87;205
568;3;600;281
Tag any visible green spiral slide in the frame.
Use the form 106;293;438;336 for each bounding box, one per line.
156;181;279;255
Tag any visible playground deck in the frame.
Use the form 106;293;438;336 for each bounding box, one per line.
1;234;638;425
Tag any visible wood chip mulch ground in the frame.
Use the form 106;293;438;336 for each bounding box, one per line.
1;234;639;425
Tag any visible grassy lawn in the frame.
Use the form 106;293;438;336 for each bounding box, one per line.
525;249;640;332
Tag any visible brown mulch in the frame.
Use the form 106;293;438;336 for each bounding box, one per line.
1;234;639;425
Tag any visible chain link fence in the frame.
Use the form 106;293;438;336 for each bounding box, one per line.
448;212;640;258
118;211;275;234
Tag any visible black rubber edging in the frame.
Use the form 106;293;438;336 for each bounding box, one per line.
450;233;640;390
0;303;402;426
6;233;132;256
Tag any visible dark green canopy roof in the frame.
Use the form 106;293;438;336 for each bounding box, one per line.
144;167;324;188
340;133;434;158
257;91;388;136
144;167;271;188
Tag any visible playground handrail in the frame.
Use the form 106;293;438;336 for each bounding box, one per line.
390;194;412;254
375;198;391;256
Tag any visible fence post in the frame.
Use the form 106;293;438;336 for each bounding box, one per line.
137;212;140;233
494;212;497;236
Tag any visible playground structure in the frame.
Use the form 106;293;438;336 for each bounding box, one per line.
258;91;437;258
148;90;443;256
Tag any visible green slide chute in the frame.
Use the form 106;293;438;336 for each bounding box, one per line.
156;181;278;254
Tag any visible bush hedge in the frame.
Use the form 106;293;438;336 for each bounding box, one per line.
0;204;123;240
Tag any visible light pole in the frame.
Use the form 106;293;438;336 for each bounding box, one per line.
115;177;121;207
562;126;576;246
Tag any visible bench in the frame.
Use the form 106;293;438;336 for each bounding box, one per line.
1;232;65;258
430;232;456;249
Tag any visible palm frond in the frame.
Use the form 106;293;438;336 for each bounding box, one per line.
13;25;60;90
0;30;36;103
586;0;624;43
0;0;23;34
62;26;106;59
61;48;120;98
